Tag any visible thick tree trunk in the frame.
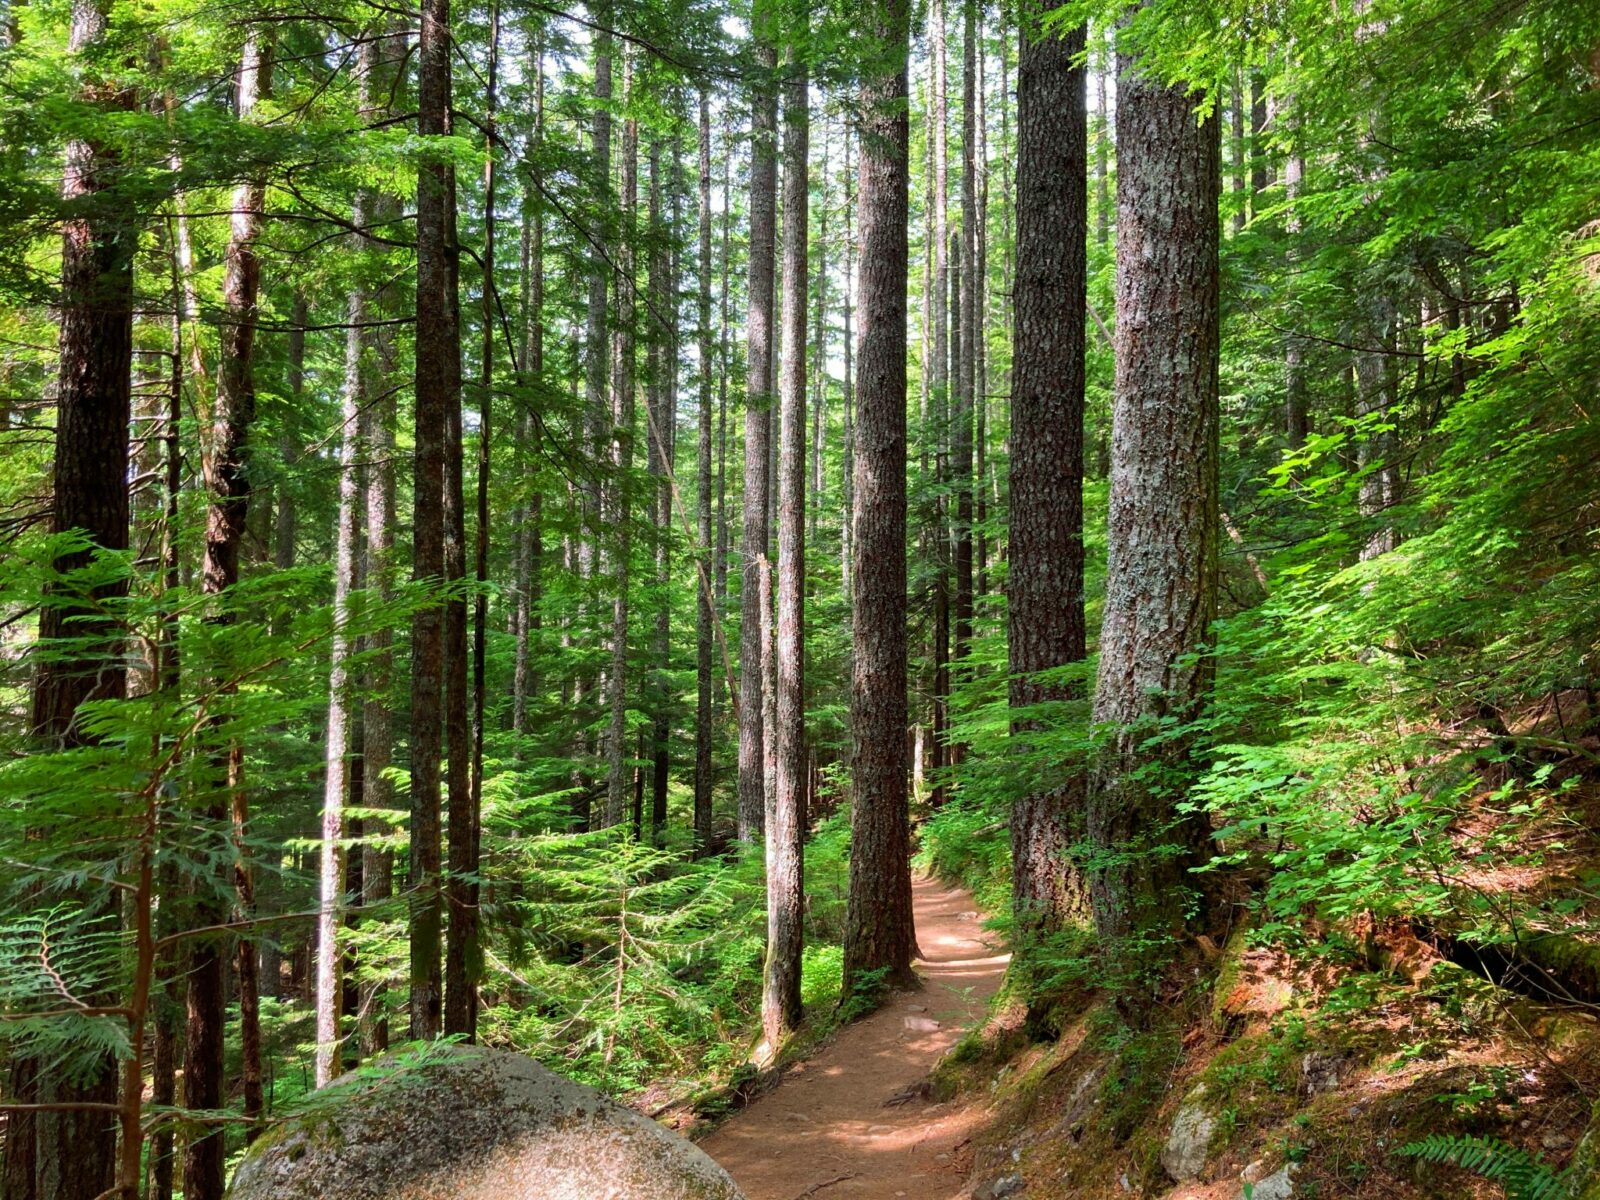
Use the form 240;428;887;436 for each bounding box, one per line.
1009;9;1089;945
765;52;808;1049
695;93;716;853
409;0;457;1041
844;0;917;991
739;24;778;843
1087;17;1221;987
7;2;134;1191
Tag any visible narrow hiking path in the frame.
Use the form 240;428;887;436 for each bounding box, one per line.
702;875;1009;1200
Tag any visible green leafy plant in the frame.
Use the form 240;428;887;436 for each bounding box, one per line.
1402;1134;1573;1200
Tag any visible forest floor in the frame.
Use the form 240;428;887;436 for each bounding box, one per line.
702;875;1009;1200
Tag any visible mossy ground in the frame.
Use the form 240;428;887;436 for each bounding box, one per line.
936;946;1600;1199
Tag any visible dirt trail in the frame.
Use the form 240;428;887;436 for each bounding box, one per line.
702;875;1009;1200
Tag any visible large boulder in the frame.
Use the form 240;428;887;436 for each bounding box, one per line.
228;1046;744;1200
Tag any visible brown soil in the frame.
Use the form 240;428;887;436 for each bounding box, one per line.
702;875;1009;1200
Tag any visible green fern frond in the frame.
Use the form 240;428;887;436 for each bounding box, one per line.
1402;1133;1573;1200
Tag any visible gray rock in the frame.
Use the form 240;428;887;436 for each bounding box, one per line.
1161;1084;1216;1182
972;1174;1025;1199
1300;1052;1343;1097
227;1046;744;1200
1245;1163;1296;1200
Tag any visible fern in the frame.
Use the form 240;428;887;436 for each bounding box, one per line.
1402;1133;1573;1200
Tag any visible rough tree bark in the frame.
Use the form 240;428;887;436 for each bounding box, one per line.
189;31;271;1199
6;0;134;1190
409;0;457;1040
739;17;778;843
840;126;855;601
1009;9;1089;944
513;36;545;735
695;93;716;853
360;22;405;1059
1086;11;1221;988
844;0;917;991
954;0;977;674
316;229;369;1087
765;48;808;1049
647;138;674;841
467;4;499;1015
603;54;638;829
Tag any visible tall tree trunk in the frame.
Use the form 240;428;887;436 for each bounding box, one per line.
974;21;990;600
954;0;977;675
715;116;733;623
844;0;916;991
1356;294;1398;560
1086;13;1221;993
1095;28;1109;247
360;22;405;1060
316;241;369;1087
7;1;134;1191
573;7;613;834
765;49;808;1049
647;137;674;842
604;55;638;829
467;7;499;1017
151;230;187;1200
513;38;545;737
809;118;828;552
409;0;457;1040
1250;68;1269;205
840;126;855;602
1283;126;1307;447
1230;67;1245;235
189;33;271;1198
695;93;716;853
739;21;778;843
928;0;951;796
1009;9;1089;946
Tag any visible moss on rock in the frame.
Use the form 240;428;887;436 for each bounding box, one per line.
227;1046;744;1200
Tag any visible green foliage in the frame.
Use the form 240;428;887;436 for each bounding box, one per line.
1402;1134;1574;1200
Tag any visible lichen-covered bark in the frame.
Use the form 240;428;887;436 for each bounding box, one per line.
1008;10;1089;942
1087;17;1221;974
844;0;917;990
